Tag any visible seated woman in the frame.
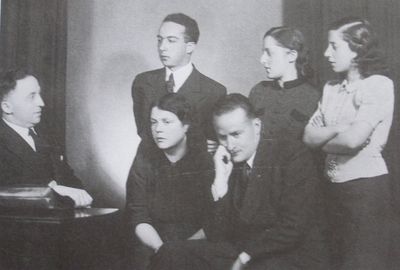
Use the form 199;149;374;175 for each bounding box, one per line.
125;93;212;270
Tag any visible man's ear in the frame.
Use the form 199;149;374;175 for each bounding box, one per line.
1;101;12;114
186;42;196;54
288;49;298;63
253;118;262;135
183;123;190;133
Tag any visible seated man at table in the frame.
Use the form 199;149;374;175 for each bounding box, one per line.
149;94;328;270
0;68;92;208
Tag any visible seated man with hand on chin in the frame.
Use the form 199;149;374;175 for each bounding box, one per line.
0;68;92;208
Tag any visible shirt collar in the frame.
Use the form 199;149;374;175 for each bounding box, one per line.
2;118;31;137
246;151;256;168
339;79;357;93
272;77;305;90
165;62;194;92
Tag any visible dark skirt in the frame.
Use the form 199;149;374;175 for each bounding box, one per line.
327;174;395;270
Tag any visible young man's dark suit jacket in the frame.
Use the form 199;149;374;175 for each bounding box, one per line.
0;119;82;188
132;66;226;141
206;138;329;269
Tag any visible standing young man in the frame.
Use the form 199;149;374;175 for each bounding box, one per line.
131;13;226;150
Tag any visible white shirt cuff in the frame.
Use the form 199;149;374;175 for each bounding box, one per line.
48;180;58;188
239;252;251;264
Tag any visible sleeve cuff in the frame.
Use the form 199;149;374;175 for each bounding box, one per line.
239;252;251;264
48;180;58;188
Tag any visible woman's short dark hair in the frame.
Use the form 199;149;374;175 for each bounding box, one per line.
150;93;205;150
151;93;193;126
264;26;313;79
329;17;389;77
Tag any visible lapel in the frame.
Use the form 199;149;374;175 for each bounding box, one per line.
147;68;168;95
179;66;201;93
176;66;208;103
148;66;207;104
235;139;277;222
0;120;51;174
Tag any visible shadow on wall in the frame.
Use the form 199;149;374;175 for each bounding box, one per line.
86;52;147;208
66;1;143;208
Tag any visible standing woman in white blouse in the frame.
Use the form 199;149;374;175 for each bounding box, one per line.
303;17;394;270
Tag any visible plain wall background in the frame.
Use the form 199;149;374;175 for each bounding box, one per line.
66;0;283;207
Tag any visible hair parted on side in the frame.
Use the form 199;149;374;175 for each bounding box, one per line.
329;17;389;77
212;93;262;120
163;13;200;43
151;92;194;126
264;26;313;79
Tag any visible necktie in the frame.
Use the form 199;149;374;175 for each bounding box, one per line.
237;163;251;207
29;128;41;152
166;73;175;93
242;163;251;186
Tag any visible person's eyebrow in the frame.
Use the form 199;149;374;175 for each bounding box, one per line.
157;35;180;39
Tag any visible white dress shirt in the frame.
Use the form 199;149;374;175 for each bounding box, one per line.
165;62;193;92
2;118;36;151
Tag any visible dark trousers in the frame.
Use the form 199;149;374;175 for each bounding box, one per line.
327;175;394;270
149;239;327;270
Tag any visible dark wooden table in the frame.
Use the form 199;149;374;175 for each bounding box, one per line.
0;208;122;270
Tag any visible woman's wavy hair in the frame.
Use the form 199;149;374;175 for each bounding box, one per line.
329;17;389;77
264;26;313;79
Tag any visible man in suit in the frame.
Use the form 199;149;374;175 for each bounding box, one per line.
0;68;92;208
149;94;328;270
132;13;226;150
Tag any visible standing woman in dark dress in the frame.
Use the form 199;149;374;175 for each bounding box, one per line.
249;26;320;141
303;18;394;270
125;93;212;270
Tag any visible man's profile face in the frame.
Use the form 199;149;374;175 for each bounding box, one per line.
2;76;44;128
214;108;261;163
157;21;193;70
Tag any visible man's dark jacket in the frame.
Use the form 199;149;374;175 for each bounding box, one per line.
207;138;328;268
0;119;82;188
132;66;226;141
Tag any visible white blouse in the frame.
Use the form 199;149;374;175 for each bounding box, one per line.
309;75;394;183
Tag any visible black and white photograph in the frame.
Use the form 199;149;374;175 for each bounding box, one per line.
0;0;399;269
